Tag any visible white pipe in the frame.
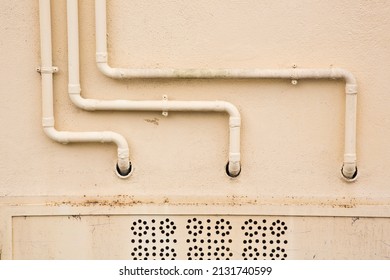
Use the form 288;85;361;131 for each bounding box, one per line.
68;0;241;177
343;93;358;180
39;0;131;178
95;1;357;82
94;0;358;181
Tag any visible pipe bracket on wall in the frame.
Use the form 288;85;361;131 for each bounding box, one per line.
291;64;298;85
162;95;169;117
36;66;59;74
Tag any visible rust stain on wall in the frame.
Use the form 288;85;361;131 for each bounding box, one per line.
40;195;372;209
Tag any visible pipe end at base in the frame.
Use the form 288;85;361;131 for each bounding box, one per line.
226;162;241;178
341;165;358;182
116;162;133;179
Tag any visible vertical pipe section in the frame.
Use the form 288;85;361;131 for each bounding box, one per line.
39;0;55;128
342;93;358;180
67;0;81;97
39;0;131;178
95;0;110;74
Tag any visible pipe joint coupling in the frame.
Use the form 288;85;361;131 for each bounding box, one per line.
42;117;55;127
96;52;108;63
68;84;81;94
117;147;129;159
229;117;241;128
346;83;358;95
229;152;241;162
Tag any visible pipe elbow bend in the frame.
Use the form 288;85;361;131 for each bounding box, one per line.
341;69;357;86
220;101;240;120
331;68;356;84
332;68;357;94
43;127;69;144
69;94;96;111
97;62;122;79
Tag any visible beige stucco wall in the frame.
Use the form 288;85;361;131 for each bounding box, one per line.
0;0;390;259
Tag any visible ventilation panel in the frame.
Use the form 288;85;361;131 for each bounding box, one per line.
128;216;289;260
12;214;390;260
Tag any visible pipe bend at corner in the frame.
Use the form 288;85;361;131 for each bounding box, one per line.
43;127;131;175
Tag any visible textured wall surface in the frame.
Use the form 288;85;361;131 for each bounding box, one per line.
0;0;390;259
1;0;390;198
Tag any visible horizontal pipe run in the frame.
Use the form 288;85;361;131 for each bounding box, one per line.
96;60;356;83
95;2;356;87
68;94;239;115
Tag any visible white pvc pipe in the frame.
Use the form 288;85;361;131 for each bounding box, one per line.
343;93;358;180
39;0;131;177
68;0;241;177
95;1;356;82
94;0;358;181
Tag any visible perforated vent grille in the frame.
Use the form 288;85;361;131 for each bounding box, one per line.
241;219;288;260
186;218;233;260
130;218;178;260
129;216;289;260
